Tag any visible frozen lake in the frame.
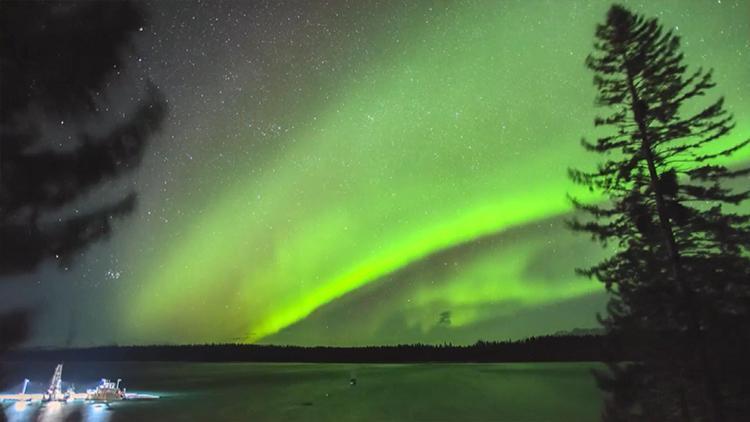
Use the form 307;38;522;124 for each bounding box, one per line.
2;362;602;421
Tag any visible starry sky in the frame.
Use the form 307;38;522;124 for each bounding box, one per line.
2;0;748;347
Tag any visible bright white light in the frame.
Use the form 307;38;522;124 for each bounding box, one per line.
46;401;62;412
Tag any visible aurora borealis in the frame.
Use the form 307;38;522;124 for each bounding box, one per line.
2;0;748;346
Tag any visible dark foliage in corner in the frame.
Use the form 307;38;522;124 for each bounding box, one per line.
0;1;167;277
0;1;167;383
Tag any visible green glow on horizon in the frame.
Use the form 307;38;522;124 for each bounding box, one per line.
121;0;749;344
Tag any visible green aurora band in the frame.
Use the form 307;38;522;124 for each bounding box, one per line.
121;1;749;344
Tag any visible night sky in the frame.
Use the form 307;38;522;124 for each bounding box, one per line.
2;0;748;346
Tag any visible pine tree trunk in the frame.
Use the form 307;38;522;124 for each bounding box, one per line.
623;66;725;422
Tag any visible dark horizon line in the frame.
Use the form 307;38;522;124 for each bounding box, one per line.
23;328;607;350
7;334;626;364
22;333;602;350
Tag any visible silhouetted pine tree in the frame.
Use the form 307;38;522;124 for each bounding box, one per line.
569;5;750;422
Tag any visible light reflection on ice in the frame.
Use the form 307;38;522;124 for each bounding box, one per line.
3;401;114;422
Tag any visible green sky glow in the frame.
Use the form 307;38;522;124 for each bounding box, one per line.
117;0;749;345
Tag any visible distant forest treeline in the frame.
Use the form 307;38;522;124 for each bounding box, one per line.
7;335;628;363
